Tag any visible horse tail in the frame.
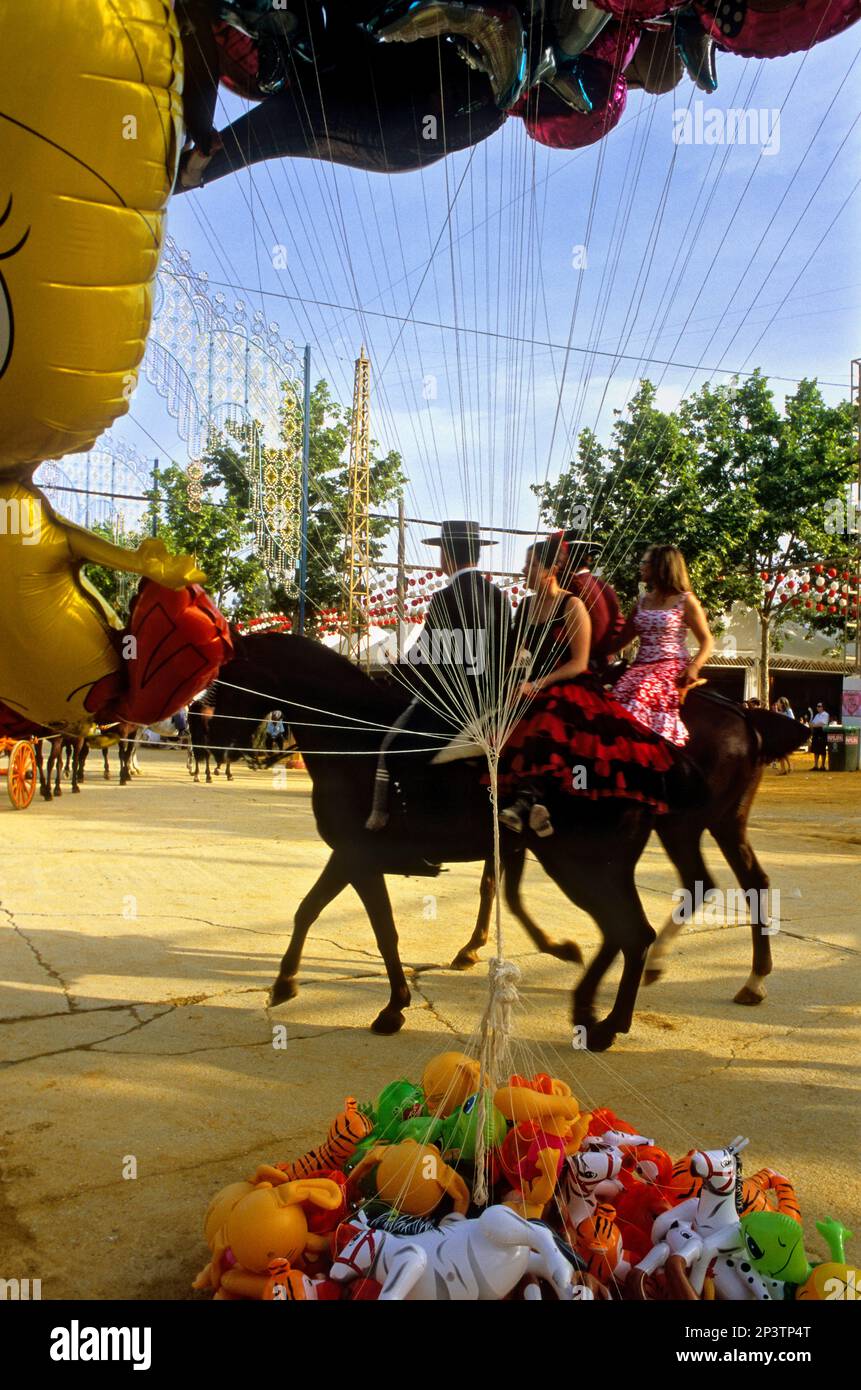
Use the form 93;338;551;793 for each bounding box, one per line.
744;709;811;764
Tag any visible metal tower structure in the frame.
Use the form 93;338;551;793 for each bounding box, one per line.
343;346;372;663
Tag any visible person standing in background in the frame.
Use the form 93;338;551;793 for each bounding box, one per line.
810;702;829;770
266;709;286;752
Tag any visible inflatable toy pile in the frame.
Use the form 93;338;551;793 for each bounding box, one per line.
193;1051;859;1301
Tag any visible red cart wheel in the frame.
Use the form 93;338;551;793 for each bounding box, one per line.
8;740;37;809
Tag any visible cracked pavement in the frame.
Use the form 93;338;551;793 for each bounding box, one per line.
0;749;858;1298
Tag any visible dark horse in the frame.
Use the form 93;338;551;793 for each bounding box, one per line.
210;632;704;1051
450;693;810;1008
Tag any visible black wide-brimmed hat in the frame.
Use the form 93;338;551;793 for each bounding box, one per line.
423;519;497;548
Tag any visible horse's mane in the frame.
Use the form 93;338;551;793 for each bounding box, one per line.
230;630;407;724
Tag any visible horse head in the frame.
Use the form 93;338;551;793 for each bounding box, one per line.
691;1136;748;1196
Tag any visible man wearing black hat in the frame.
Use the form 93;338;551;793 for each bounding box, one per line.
365;520;513;830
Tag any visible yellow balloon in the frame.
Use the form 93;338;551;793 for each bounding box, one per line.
0;0;202;731
0;0;182;467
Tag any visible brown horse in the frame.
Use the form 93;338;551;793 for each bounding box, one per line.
449;692;810;1008
208;633;708;1051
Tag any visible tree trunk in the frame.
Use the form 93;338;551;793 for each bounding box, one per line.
758;612;770;705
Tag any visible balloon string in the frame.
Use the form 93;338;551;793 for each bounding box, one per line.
472;750;520;1205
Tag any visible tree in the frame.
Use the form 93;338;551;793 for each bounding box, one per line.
82;379;407;626
535;373;857;698
292;379;406;623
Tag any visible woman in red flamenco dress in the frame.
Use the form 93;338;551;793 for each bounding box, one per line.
497;534;699;837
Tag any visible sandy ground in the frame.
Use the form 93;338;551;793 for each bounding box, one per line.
0;746;858;1299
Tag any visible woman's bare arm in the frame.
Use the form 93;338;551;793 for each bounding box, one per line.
531;596;591;688
680;592;714;685
603;607;638;655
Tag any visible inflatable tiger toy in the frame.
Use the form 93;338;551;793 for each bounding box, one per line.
274;1099;374;1180
741;1168;801;1221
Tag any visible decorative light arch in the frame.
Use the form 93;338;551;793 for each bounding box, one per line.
145;237;306;588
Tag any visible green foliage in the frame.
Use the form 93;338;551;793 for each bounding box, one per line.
290;380;406;622
83;522;144;620
535;373;857;641
83;379;406;625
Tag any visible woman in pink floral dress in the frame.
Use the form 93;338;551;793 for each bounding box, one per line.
611;546;713;747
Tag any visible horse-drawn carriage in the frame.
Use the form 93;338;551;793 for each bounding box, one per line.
0;736;38;809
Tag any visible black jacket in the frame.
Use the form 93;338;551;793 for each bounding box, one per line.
402;569;514;729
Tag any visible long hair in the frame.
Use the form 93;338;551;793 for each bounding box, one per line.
643;544;691;595
526;530;583;590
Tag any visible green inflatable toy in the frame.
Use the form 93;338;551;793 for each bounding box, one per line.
739;1212;860;1299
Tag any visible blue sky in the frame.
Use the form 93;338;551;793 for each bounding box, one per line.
122;24;861;579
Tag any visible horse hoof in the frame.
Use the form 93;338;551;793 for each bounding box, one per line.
269;975;298;1007
206;775;212;784
371;1008;406;1035
103;771;110;780
643;968;663;987
550;940;584;966
72;784;81;794
449;949;479;971
584;1021;618;1053
733;985;766;1006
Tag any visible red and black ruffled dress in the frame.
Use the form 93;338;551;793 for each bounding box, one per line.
498;598;691;815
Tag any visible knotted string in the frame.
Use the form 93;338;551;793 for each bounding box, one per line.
472;754;521;1205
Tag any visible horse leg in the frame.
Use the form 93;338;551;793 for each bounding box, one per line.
270;854;351;1006
205;750;212;783
103;746;111;780
225;754;233;782
644;818;717;985
534;832;653;1052
350;873;411;1035
502;845;583;965
40;741;54;800
193;751;201;783
709;806;773;1007
450;855;496;970
71;739;84;792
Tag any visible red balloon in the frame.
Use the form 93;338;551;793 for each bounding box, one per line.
759;571;769;581
814;564;824;573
